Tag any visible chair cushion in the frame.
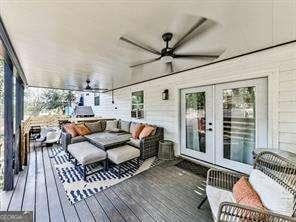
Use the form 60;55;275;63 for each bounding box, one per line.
233;176;265;210
71;136;87;144
107;145;140;164
68;141;106;165
129;122;138;134
249;169;294;216
85;121;103;133
105;120;118;131
119;120;130;132
139;125;155;139
206;185;235;221
63;123;78;137
74;123;91;136
131;124;145;139
128;138;141;148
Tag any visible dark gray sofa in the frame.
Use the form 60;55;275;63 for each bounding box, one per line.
61;120;164;160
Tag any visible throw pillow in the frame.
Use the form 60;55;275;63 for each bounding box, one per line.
63;123;78;137
132;124;145;139
233;176;265;211
119;120;130;132
129;122;138;133
249;169;295;216
105;120;118;131
74;123;91;136
85;121;103;133
139;125;155;139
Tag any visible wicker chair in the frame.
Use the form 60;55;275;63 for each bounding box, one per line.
206;151;296;222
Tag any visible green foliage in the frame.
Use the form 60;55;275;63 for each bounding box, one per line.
25;88;76;116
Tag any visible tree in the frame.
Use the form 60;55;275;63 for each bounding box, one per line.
25;88;77;116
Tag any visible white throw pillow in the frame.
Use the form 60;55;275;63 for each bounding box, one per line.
249;169;294;216
105;120;118;131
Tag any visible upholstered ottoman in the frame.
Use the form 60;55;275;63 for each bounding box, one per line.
67;141;107;180
107;145;140;178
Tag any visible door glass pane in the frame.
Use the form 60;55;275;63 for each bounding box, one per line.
185;92;206;152
223;87;255;165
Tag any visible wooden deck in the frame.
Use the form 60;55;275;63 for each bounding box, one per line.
0;146;213;222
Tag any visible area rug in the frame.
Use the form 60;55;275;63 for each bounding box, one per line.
49;146;159;204
175;159;209;178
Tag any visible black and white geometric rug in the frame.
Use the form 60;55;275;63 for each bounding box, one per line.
49;146;158;204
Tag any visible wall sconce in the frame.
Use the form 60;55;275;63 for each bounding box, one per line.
162;89;169;100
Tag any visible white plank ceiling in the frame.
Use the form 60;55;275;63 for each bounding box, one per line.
1;0;296;90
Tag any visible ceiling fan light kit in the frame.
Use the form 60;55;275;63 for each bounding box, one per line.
120;17;222;72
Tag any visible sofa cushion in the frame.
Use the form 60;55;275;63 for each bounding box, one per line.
68;141;106;165
119;120;130;132
128;138;141;148
132;124;145;139
233;176;265;210
206;185;235;221
74;123;91;136
249;169;294;216
85;121;103;133
63;123;78;137
107;145;140;164
106;120;118;131
71;136;87;144
129;122;138;133
139;125;155;139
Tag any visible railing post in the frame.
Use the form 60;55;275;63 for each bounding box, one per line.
3;58;14;191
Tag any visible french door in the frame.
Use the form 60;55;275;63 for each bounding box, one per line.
180;78;268;173
180;86;214;163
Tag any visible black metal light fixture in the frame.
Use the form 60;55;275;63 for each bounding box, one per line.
162;89;169;100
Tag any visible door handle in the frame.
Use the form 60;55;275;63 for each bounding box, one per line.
206;128;213;131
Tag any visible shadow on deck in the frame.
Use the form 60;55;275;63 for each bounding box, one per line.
0;145;213;222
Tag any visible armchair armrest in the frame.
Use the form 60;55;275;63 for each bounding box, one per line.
217;202;295;222
60;132;71;152
207;169;244;191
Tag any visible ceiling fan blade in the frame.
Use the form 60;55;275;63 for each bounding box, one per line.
120;37;161;55
172;17;207;51
174;54;219;59
130;57;161;68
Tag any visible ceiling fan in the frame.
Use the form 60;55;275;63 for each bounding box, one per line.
120;17;222;72
64;78;108;92
83;78;108;92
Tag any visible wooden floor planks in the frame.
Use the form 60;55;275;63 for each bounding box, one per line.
0;146;213;222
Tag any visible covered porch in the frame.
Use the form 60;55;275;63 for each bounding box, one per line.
0;1;296;222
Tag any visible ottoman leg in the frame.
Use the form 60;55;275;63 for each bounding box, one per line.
103;159;108;171
118;164;121;178
83;165;87;181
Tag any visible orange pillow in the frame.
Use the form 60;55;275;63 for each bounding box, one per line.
233;177;265;211
132;124;145;139
63;123;78;137
139;125;155;139
74;123;91;136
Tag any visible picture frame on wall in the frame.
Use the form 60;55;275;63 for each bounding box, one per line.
131;90;144;118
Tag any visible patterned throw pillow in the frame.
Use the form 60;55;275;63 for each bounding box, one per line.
233;176;266;211
63;123;78;137
85;121;103;133
119;120;130;132
139;125;155;139
74;123;91;136
105;120;118;131
132;124;145;139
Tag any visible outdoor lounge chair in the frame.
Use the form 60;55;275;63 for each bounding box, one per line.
205;151;296;222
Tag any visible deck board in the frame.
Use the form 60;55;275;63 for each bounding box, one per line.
1;145;213;222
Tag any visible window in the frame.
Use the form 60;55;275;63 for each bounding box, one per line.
94;93;100;106
131;90;144;118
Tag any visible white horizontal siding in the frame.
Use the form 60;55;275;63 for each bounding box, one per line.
91;43;296;155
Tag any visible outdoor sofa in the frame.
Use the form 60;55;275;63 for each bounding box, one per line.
60;119;164;160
